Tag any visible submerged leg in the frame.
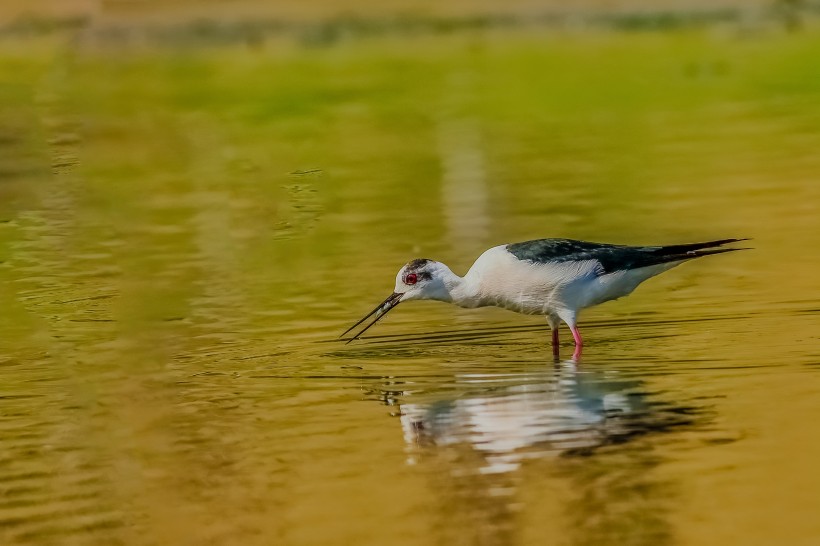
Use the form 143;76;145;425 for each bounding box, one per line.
556;310;583;360
569;325;583;360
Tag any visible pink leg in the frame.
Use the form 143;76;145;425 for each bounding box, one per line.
570;325;583;360
551;328;560;357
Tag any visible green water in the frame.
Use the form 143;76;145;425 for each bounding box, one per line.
1;28;819;545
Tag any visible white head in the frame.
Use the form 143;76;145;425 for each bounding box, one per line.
393;259;456;302
341;258;459;342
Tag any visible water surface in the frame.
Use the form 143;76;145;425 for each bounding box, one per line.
1;27;819;546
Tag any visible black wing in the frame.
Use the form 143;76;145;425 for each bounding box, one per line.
505;238;747;274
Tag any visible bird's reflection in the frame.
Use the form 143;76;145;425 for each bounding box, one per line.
369;359;707;546
397;360;696;472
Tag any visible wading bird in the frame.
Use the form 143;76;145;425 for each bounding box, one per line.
341;238;747;358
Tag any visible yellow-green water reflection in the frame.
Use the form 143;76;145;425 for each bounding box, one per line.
1;27;819;546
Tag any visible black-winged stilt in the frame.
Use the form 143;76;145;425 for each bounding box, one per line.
341;238;748;358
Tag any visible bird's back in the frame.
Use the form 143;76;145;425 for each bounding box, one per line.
506;238;745;273
464;238;746;315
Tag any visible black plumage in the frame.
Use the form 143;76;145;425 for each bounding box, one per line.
406;258;433;280
506;238;747;274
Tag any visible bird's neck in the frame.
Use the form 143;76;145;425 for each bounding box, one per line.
440;270;483;308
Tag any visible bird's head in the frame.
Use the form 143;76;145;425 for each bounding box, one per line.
341;258;455;343
393;259;454;302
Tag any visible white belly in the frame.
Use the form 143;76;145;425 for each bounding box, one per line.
560;262;684;311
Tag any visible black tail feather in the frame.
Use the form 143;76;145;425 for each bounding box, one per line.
654;238;750;255
602;239;750;271
657;245;749;263
642;239;750;268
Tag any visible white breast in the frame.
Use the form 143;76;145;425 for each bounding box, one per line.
464;246;603;315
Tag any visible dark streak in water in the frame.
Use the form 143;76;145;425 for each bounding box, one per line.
331;311;758;346
52;294;115;304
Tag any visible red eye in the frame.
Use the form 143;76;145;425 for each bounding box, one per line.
404;273;418;285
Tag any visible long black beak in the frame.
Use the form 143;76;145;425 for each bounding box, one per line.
340;292;403;344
